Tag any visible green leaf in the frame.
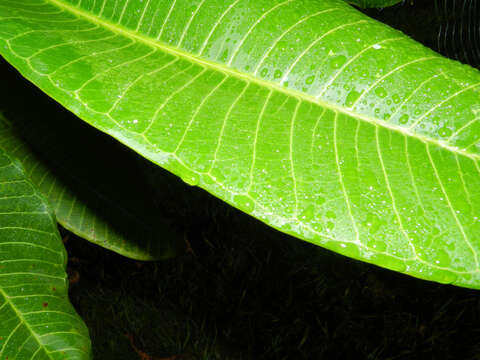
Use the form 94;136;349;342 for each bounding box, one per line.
0;149;91;359
1;0;480;288
0;66;182;260
346;0;402;8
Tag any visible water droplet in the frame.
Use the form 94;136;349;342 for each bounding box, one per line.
399;114;409;124
392;94;401;104
317;196;326;205
181;172;199;186
299;205;315;221
260;68;268;77
234;194;255;212
370;238;387;252
345;90;361;107
274;69;282;79
364;212;381;234
326;221;335;232
326;210;336;219
438;126;453;137
305;75;315;85
375;87;387;99
330;55;347;69
433;249;451;267
455;199;470;213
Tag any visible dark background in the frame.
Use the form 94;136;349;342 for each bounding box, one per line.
2;0;480;359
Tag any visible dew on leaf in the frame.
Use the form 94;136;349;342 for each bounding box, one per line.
326;221;335;232
305;75;315;85
345;89;362;107
326;210;336;219
455;199;470;213
438;126;453;137
330;55;347;69
299;205;315;221
364;212;381;234
431;226;440;236
433;249;451;268
374;87;387;99
370;238;387;252
234;194;255;212
316;196;326;205
181;173;199;186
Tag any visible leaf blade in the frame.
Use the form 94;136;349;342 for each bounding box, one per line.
0;149;91;359
1;0;480;288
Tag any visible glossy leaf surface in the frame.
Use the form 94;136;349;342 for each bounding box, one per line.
1;0;480;288
0;149;91;359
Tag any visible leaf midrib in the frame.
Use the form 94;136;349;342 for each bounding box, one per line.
46;0;479;161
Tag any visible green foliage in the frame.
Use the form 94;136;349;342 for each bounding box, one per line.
0;0;479;357
0;148;91;359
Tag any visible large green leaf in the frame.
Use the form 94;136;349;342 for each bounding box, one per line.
0;149;91;359
0;64;182;260
1;0;480;288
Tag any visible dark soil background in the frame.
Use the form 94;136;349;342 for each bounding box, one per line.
2;0;480;359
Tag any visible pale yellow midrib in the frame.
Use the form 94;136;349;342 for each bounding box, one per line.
46;0;480;161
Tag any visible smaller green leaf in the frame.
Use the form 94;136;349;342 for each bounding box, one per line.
0;149;91;359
